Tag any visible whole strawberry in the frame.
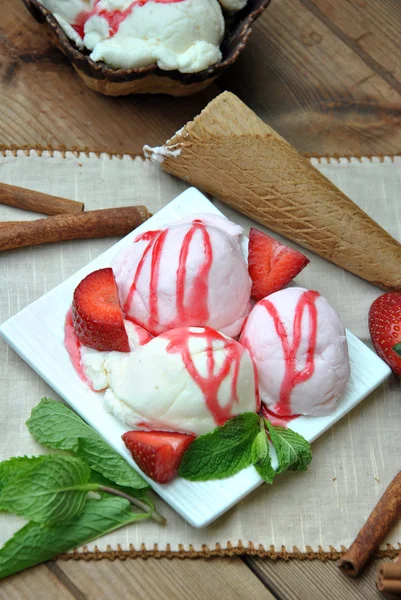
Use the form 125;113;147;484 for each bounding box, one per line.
369;292;401;376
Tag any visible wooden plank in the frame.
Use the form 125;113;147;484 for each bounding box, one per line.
0;564;75;600
245;556;386;600
221;0;401;155
55;557;275;600
1;1;400;156
0;0;219;154
305;0;401;89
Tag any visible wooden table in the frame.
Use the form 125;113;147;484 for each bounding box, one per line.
0;1;400;598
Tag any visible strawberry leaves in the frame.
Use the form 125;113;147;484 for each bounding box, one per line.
393;343;401;357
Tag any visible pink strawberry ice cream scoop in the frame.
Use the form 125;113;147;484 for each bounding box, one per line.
240;287;350;417
112;214;251;337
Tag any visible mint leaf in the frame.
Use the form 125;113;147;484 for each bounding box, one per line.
251;431;268;464
0;496;148;580
27;398;148;490
0;456;48;493
393;343;401;357
0;455;97;524
255;457;275;484
265;421;312;473
251;431;275;484
178;413;259;481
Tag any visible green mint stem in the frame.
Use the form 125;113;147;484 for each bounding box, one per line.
259;415;265;431
98;485;166;526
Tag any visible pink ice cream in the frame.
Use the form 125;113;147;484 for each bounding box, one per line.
240;287;350;417
112;214;251;337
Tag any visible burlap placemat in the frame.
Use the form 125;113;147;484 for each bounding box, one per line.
0;147;400;560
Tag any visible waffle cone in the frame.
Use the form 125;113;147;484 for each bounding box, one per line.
156;92;401;291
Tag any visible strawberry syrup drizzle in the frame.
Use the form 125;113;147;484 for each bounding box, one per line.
72;0;185;39
65;308;151;390
261;406;300;428
176;220;213;324
124;220;213;335
64;308;94;389
163;327;251;426
261;290;320;416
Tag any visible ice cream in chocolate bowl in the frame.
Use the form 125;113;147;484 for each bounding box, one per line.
65;210;351;486
21;0;271;96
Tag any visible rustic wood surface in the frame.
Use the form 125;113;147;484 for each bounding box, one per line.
0;0;400;598
0;0;400;156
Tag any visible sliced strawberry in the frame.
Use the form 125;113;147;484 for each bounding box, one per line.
72;268;129;352
122;430;195;484
248;228;310;301
369;292;401;377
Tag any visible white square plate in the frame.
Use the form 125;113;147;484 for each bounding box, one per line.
0;188;391;528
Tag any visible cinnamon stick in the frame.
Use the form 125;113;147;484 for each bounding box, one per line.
0;206;149;252
377;555;401;595
0;182;84;215
337;472;401;577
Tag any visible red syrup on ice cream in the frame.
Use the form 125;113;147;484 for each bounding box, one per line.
163;327;260;426
124;220;214;335
64;308;94;389
260;289;320;416
73;0;185;39
64;308;152;391
261;406;300;428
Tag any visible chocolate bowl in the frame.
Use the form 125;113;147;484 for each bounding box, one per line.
22;0;271;97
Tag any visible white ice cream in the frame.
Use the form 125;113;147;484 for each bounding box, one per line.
219;0;247;11
40;0;225;73
112;214;251;337
81;319;152;390
103;326;259;436
240;288;350;417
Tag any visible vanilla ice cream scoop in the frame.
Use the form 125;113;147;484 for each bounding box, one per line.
104;326;259;436
40;0;225;73
65;309;152;391
240;287;350;417
112;214;251;337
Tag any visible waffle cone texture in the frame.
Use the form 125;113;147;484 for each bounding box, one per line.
157;92;401;291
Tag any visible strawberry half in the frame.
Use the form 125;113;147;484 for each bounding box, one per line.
248;228;310;301
369;292;401;377
122;430;195;484
72;268;129;352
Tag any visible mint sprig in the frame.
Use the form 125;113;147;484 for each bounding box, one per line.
0;398;165;581
0;455;96;524
179;412;312;483
0;456;48;493
265;421;312;473
27;398;148;490
178;413;259;481
251;429;275;484
0;496;149;580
